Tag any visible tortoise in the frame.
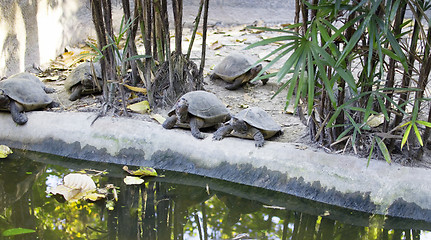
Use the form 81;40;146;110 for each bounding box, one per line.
64;61;103;101
0;72;57;125
162;90;231;139
213;107;281;147
210;52;267;90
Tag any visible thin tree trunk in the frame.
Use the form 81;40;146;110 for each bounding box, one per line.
172;0;183;54
199;0;209;78
142;0;154;106
384;3;406;134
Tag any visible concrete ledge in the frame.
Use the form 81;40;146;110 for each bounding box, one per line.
1;111;431;222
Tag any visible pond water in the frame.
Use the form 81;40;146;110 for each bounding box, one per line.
0;150;430;240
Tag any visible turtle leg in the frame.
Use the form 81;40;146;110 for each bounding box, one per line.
251;128;265;147
189;117;205;139
225;76;245;90
162;115;178;129
10;101;27;125
47;101;60;108
213;125;234;141
69;85;83;101
43;86;56;93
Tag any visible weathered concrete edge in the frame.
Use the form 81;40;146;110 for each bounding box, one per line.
1;111;431;222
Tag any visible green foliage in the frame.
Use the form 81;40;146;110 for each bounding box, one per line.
2;228;35;237
247;0;431;163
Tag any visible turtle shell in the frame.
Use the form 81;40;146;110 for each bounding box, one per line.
64;62;102;93
0;73;53;111
212;53;255;82
233;107;281;139
168;90;230;127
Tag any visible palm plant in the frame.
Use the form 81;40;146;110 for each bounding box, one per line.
248;0;431;163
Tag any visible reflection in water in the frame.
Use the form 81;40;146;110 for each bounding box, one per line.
0;151;429;239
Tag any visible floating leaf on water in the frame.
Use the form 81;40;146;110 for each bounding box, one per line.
84;192;106;201
127;101;150;114
123;166;158;177
0;145;13;158
106;200;115;211
63;173;97;191
123;84;147;94
50;173;97;202
151;113;166;124
2;228;35;237
321;211;331;216
124;176;145;185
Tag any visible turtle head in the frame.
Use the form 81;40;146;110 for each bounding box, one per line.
231;117;248;134
250;64;263;78
175;97;189;122
0;89;10;108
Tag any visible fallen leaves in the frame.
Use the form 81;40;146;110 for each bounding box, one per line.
0;145;13;158
122;165;159;185
127;100;150;114
50;173;97;202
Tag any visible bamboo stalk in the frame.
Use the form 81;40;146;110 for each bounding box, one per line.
186;0;204;60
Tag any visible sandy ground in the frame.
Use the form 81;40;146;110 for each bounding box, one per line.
32;1;431;169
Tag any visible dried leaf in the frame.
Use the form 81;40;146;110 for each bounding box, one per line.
64;173;97;191
124;176;145;185
210;41;223;50
127;101;150;114
50;173;97;202
84;192;106;201
150;113;166;124
62;47;91;67
123;84;147;94
367;113;384;128
0;145;13;158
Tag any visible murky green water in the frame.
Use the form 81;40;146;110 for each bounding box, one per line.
0;150;430;240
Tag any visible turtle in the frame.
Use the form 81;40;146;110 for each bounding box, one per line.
0;72;57;125
64;61;103;101
213;107;281;147
210;52;267;90
162;90;231;139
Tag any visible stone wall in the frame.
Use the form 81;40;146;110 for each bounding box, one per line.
0;0;124;77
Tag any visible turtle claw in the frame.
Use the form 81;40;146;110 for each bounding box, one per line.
212;133;223;141
192;131;205;139
213;125;233;141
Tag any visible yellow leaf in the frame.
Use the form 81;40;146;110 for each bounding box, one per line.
123;166;158;177
127;101;150;114
197;32;203;36
124;176;145;185
0;145;13;158
150;113;166;124
106;200;115;210
123;84;147;94
84;192;106;201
